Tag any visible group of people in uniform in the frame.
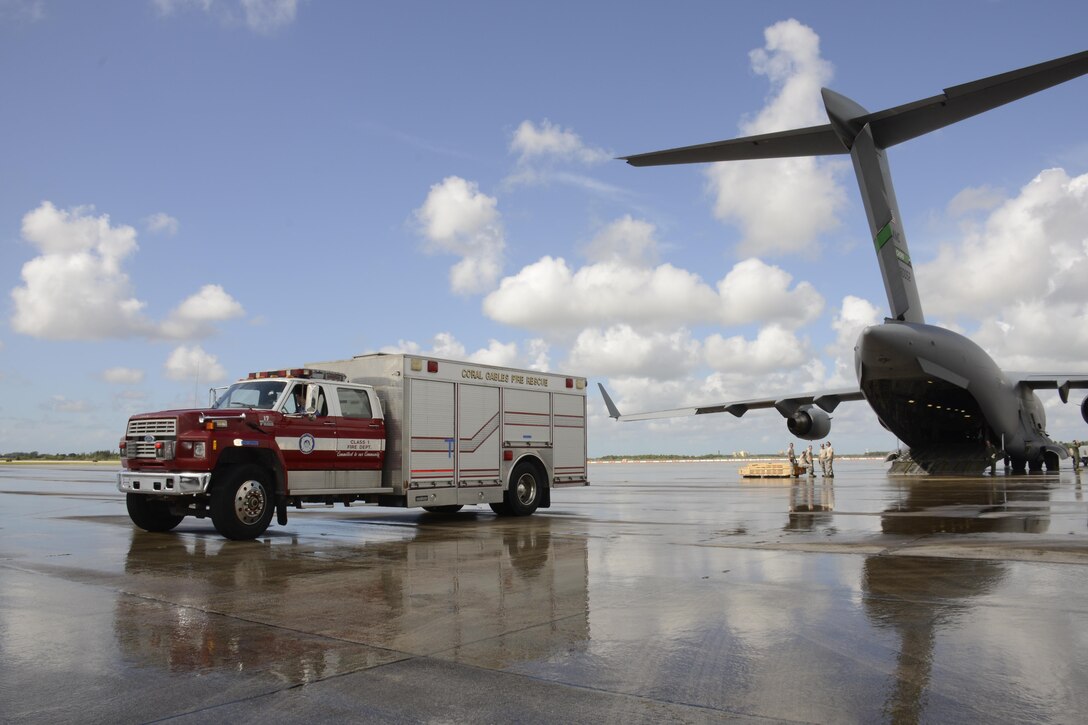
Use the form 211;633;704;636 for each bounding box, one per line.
788;441;834;477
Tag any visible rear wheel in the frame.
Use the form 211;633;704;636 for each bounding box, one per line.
506;461;543;517
126;494;184;532
211;465;275;540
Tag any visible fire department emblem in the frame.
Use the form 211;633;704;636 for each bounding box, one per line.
299;433;316;455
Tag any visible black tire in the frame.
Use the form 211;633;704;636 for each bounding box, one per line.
506;461;543;517
1043;451;1060;472
126;493;184;532
211;465;275;540
422;505;464;514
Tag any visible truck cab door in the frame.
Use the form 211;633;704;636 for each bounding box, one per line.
333;386;385;473
277;382;337;491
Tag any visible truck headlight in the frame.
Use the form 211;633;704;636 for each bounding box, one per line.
193;442;206;459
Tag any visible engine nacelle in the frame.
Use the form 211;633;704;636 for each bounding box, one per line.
1082;395;1088;426
786;405;831;441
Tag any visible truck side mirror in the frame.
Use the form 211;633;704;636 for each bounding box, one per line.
304;383;319;418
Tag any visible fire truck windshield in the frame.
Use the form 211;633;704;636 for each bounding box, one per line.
212;380;286;410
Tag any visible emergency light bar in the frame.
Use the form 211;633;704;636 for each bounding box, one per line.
246;368;348;382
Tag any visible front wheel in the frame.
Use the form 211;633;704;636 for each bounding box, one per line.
126;493;184;532
211;465;275;540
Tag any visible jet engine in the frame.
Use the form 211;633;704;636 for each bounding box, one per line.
1082;395;1088;426
786;405;831;441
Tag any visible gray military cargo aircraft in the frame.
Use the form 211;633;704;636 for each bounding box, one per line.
599;49;1088;474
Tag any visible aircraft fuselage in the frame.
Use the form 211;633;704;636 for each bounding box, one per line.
855;321;1058;470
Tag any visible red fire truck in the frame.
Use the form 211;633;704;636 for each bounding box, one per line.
118;353;589;540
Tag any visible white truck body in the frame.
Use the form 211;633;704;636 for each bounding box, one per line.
308;353;589;510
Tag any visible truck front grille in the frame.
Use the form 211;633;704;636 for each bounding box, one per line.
126;418;177;458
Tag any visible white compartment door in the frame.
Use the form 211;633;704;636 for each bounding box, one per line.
552;393;587;483
503;388;551;446
458;384;500;484
408;379;455;484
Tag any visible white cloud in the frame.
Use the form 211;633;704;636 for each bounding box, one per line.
583;215;659;266
11;202;151;340
44;395;90;414
153;0;298;34
379;332;540;370
9;202;244;342
827;295;881;386
0;0;45;22
706;18;847;255
704;325;809;375
917;168;1088;369
145;212;180;236
483;251;822;333
504;120;615;191
830;295;881;351
716;258;824;326
102;367;146;385
239;0;297;33
415;177;504;294
510;119;610;166
160;284;246;339
567;326;701;379
946;185;1005;218
164;345;226;383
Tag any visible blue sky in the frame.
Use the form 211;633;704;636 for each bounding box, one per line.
2;1;1087;455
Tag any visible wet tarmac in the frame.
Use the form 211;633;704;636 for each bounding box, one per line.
3;460;1088;723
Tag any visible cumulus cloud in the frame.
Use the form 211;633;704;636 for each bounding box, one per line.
0;0;45;22
583;215;659;266
827;295;882;386
101;367;146;385
145;212;180;236
917;168;1088;369
510;119;610;166
379;332;547;370
164;345;226;383
504;119;615;191
706;18;847;255
160;284;246;339
153;0;298;34
44;395;91;414
830;295;882;352
483;251;822;332
11;202;150;340
415;177;504;294
10;202;244;342
704;325;809;375
567;326;701;379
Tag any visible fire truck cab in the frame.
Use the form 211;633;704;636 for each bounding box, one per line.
118;354;589;540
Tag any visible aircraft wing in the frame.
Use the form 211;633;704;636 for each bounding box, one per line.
1009;374;1088;404
598;383;865;422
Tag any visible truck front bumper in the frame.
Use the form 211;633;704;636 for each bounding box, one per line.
118;470;212;496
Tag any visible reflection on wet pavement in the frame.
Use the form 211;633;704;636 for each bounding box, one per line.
3;461;1088;722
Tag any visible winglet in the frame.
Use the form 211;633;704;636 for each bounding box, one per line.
598;383;622;419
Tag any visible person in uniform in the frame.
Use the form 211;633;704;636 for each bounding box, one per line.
1072;441;1081;473
788;442;796;472
818;443;828;477
804;444;814;476
825;441;835;478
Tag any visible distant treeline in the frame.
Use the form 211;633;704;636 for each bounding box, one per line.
1;451;119;462
593;451;893;461
593;453;761;461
